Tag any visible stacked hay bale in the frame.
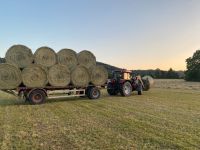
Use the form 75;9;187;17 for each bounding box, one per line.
0;63;22;89
0;45;108;89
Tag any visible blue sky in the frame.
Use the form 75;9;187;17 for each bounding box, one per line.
0;0;200;70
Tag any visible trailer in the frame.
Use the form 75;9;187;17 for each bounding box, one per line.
2;85;102;105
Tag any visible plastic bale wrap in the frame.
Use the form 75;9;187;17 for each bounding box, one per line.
22;65;48;88
0;63;22;89
90;66;108;86
48;64;70;87
34;46;57;67
5;45;33;68
142;75;154;91
77;50;96;69
57;48;78;71
71;65;90;87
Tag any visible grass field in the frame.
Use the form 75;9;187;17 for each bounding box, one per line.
0;79;200;149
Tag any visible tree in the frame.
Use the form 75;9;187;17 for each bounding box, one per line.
167;68;179;79
155;68;162;78
185;50;200;81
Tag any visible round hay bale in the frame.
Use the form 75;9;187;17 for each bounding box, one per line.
5;44;33;68
34;46;57;67
90;66;108;86
48;64;70;87
77;50;96;69
22;65;47;88
71;65;90;87
57;49;77;71
0;63;22;89
142;76;154;91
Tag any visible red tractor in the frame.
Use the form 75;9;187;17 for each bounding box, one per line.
107;69;145;96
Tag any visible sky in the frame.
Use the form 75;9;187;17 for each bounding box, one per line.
0;0;200;70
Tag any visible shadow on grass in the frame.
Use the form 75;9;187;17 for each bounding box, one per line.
0;92;139;106
0;96;103;106
0;98;26;106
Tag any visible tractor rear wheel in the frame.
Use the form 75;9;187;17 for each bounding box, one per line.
107;82;118;95
120;82;132;96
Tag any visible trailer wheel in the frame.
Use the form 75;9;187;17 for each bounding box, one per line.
88;87;100;99
120;82;132;96
28;89;46;105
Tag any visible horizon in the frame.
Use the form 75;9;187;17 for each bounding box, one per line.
1;0;200;70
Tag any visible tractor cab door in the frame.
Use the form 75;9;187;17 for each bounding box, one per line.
112;71;122;81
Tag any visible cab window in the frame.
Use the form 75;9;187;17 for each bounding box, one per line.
123;73;131;80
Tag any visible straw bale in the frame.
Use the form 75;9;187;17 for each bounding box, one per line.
77;50;96;69
48;64;70;86
22;65;47;88
5;45;33;68
34;47;57;67
90;66;108;85
71;65;90;87
0;63;22;89
57;49;77;71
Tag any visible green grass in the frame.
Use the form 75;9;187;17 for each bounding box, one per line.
0;80;200;149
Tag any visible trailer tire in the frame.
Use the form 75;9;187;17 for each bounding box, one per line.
28;89;46;105
88;87;100;99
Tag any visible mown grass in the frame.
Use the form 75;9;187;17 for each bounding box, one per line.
0;80;200;149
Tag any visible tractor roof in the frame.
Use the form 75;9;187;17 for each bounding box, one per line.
113;69;132;73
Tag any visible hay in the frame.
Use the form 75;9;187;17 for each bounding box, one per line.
5;44;33;68
142;76;154;91
77;50;96;69
48;64;70;87
0;63;22;89
57;49;77;71
90;66;108;85
34;46;57;67
71;65;90;87
22;65;47;88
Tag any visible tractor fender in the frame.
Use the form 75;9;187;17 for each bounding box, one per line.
119;80;131;85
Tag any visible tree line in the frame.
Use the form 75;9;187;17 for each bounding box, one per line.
133;68;184;79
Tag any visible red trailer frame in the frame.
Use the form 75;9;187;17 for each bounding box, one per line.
2;84;102;104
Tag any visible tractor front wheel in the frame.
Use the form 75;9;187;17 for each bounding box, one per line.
107;83;118;95
120;82;132;96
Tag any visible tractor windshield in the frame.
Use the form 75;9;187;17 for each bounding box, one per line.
112;71;131;80
123;73;131;80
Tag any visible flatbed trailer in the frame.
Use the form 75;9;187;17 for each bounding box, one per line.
2;85;102;104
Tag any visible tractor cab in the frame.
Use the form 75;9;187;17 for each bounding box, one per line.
112;69;132;81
